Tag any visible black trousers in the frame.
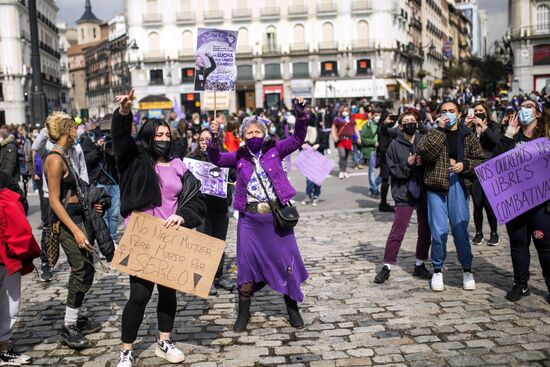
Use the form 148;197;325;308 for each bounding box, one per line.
121;276;177;344
471;179;498;234
38;181;51;265
197;212;229;279
505;202;550;290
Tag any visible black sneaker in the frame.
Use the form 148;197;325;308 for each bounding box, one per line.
487;233;499;246
76;316;102;335
284;295;305;329
506;283;530;302
413;263;432;280
378;203;394;213
472;232;484;245
60;323;90;349
39;264;53;282
374;265;391;284
0;344;31;365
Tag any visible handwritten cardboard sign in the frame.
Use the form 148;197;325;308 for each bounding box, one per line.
294;146;335;186
111;212;225;298
475;137;550;224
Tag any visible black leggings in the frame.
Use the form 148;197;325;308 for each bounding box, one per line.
197;212;229;279
506;202;550;290
471;179;498;233
121;276;177;343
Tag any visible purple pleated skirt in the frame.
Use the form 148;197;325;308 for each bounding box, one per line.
236;211;309;303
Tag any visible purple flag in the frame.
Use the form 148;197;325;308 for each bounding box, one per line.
475;137;550;224
173;97;184;120
294;146;335;186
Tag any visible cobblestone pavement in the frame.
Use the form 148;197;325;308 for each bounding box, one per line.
15;207;550;367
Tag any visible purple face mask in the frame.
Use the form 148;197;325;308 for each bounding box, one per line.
245;137;264;153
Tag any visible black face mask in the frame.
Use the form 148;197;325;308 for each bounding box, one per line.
474;113;487;121
151;141;170;159
402;123;417;135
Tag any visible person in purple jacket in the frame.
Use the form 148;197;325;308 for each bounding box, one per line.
208;97;309;332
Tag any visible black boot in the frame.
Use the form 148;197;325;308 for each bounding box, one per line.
284;295;304;329
233;299;251;332
60;323;90;349
76;315;102;335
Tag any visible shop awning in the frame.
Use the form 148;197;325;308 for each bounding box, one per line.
291;80;313;98
396;78;415;94
138;95;173;110
314;79;388;99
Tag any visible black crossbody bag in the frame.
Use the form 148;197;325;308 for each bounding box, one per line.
253;165;299;230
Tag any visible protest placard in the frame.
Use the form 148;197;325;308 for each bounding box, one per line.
294;146;335;186
111;212;225;298
183;158;229;198
194;28;238;92
474;137;550;224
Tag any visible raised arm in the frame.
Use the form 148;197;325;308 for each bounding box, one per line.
276;97;309;158
112;89;139;171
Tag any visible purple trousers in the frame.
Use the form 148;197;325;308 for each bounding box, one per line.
383;203;431;265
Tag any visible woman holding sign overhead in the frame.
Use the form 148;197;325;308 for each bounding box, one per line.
208;98;309;332
493;97;550;304
111;89;206;367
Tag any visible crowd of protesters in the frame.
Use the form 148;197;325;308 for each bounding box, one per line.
0;87;549;366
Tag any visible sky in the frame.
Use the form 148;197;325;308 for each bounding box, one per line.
56;0;508;52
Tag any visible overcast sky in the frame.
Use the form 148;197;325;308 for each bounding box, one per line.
57;0;507;51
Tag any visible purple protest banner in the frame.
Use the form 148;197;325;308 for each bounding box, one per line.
474;137;550;224
194;28;238;92
183;158;229;198
294;146;336;186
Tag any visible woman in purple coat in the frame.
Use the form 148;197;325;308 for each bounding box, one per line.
208;97;309;332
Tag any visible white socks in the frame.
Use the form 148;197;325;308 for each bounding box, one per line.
384;263;391;270
64;306;80;325
416;259;424;266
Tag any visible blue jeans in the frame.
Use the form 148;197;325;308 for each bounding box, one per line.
368;151;381;194
96;184;120;242
427;173;472;270
352;142;363;166
305;179;321;199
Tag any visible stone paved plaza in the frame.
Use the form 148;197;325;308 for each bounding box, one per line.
15;204;550;367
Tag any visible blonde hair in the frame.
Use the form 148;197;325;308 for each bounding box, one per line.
46;111;74;141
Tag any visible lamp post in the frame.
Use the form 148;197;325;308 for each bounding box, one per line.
29;0;47;127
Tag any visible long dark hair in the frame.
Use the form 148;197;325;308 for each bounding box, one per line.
472;101;496;124
136;118;173;159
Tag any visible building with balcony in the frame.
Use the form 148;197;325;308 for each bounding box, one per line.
0;0;62;125
508;0;550;94
126;0;440;114
455;0;487;57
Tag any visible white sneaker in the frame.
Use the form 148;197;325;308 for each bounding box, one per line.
343;172;350;179
312;199;319;207
117;350;133;367
338;172;344;179
301;197;311;205
463;272;476;290
155;339;185;363
431;272;444;291
0;345;32;365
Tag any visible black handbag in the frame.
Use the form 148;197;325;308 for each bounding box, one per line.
254;165;299;230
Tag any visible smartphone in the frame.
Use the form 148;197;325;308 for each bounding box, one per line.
467;108;474;117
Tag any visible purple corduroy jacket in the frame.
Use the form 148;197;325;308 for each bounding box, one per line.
207;113;308;212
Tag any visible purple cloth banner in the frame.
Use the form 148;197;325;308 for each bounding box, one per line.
294;146;335;186
183;158;229;198
474;137;550;224
194;27;238;92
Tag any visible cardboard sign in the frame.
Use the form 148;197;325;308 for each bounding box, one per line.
475;137;550;224
294;146;335;186
111;212;225;298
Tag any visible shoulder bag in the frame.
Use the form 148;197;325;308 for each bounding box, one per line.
253;164;299;230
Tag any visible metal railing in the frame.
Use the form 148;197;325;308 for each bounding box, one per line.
176;12;194;23
317;2;336;14
142;50;165;61
511;24;550;38
289;42;309;52
237;45;253;54
350;40;377;51
232;8;252;19
318;41;338;50
178;49;194;58
288;4;308;17
261;7;280;18
204;10;224;22
351;0;372;12
262;44;281;55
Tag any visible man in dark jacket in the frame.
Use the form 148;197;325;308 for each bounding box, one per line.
0;131;19;183
417;100;485;293
377;108;397;212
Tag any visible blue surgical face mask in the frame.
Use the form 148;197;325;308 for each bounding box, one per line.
445;112;457;128
518;107;535;125
202;121;210;129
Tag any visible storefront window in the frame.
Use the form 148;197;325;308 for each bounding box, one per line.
237;65;254;80
321;61;337;77
356;59;372;75
293;62;309;78
265;63;281;79
150;69;164;85
181;68;194;83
